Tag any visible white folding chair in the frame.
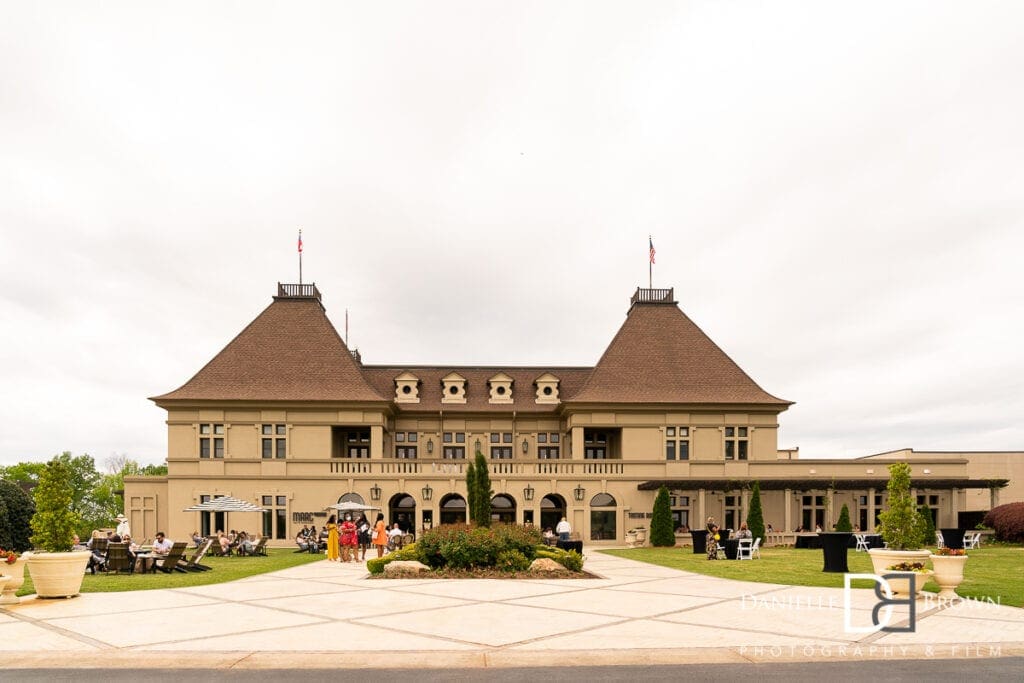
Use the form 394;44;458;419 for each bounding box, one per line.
935;530;945;549
854;534;869;552
751;537;761;559
963;531;981;550
715;543;727;560
737;539;753;560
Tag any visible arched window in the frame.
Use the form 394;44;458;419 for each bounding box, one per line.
540;494;566;532
491;494;516;524
339;492;365;505
440;493;467;525
388;493;416;533
590;492;617;541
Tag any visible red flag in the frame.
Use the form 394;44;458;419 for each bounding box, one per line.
649;237;656;265
298;231;303;253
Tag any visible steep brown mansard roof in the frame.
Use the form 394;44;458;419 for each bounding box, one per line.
570;299;792;406
361;366;593;413
152;297;387;403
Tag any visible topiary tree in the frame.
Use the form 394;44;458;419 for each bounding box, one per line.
877;462;927;550
0;479;35;552
649;486;675;546
918;504;936;545
835;503;853;532
465;451;492;527
30;457;81;553
746;481;765;543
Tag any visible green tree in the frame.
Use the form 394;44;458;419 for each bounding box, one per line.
471;451;492;527
0;479;35;551
649;486;675;546
466;456;478;525
30;457;81;552
835;503;853;532
0;461;45;491
746;481;766;543
877;462;928;550
918;504;936;546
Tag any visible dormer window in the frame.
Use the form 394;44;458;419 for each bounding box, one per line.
488;372;514;404
441;372;467;404
534;373;560;404
394;372;420;403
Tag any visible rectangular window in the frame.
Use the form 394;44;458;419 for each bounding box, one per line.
550;433;560;444
490;446;513;460
261;495;288;540
396;446;417;459
261;424;286;459
666;427;676;437
665;427;689;461
537;433;547;444
443;446;465;460
724;426;748;461
490;433;500;444
443;432;453;443
199;423;225;459
342;428;371;458
395;432;405;442
503;432;513;443
538;447;560;460
666;441;676;461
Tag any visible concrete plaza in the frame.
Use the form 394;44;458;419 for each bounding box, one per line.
2;552;1022;669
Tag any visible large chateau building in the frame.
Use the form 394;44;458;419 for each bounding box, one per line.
124;284;1017;545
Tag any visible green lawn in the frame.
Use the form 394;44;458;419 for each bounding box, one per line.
17;548;325;596
601;545;1024;608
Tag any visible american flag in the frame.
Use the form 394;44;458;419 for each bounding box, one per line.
298;230;303;253
649;237;656;264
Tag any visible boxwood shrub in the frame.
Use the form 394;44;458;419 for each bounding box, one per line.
366;543;419;575
415;524;544;570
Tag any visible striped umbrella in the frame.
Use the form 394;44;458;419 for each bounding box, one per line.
184;496;265;534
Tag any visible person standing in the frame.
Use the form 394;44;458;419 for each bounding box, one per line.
372;512;387;558
556;517;571;542
707;524;721;561
325;515;339;561
115;514;131;538
339;515;357;562
356;514;371;561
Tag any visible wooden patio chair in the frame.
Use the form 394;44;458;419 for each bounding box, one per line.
104;542;134;575
250;537;269;556
179;537;215;571
155;542;189;573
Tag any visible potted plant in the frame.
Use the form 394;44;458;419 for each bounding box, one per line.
868;462;931;575
929;547;968;599
883;561;933;599
26;457;91;598
0;547;30;605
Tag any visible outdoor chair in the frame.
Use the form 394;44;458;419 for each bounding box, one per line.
105;542;134;575
180;538;214;571
251;537;269;556
715;543;727;560
963;531;981;550
751;537;762;559
156;542;188;573
737;539;753;560
936;531;945;549
401;533;414;548
854;534;869;552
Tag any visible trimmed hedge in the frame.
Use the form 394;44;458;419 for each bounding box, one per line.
983;502;1024;542
533;546;583;572
366;544;419;575
416;524;543;570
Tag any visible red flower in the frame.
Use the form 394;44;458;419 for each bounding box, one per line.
0;548;17;565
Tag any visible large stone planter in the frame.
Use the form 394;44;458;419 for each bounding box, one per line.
867;548;930;576
930;554;968;599
883;570;933;599
0;553;29;605
26;551;91;599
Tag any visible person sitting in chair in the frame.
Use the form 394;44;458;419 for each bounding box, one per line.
736;522;753;540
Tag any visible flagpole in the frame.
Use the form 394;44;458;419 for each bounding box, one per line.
298;229;303;285
648;235;652;289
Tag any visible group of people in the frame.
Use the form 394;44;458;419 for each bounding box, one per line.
85;515;174;573
324;512;390;561
704;517;754;561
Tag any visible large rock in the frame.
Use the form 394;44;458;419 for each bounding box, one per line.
384;560;431;576
529;558;564;573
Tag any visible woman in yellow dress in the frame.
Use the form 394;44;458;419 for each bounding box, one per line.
326;515;339;561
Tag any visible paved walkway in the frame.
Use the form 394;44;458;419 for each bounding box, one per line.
3;552;1022;669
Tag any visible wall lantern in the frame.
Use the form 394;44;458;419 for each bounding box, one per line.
523;484;535;501
422;484;433;501
426;439;434;454
573;483;586;502
522;439;529;454
369;483;382;501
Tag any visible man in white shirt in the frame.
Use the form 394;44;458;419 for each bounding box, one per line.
152;532;174;572
556;517;571;542
387;523;404;550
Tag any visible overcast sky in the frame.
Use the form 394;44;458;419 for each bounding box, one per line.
2;2;1022;468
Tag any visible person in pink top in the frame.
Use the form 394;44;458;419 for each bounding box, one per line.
339;514;357;562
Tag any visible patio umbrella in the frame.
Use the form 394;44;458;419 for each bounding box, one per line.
184;496;265;533
325;501;381;513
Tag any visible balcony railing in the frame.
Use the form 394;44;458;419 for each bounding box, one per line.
631;287;675;305
326;458;642;477
277;282;322;301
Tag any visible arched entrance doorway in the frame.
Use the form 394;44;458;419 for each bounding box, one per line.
389;493;415;533
440;493;467;525
540;494;566;532
590;492;617;541
491;494;516;524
